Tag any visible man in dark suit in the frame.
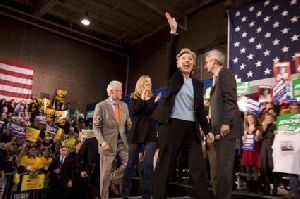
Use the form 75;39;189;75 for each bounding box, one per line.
48;145;74;199
76;137;99;199
205;49;243;199
151;12;214;199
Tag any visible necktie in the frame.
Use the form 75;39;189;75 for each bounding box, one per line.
114;102;120;124
60;157;64;168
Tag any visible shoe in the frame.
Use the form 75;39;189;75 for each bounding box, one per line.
110;183;120;196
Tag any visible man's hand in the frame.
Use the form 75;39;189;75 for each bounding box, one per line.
67;180;72;188
206;132;215;143
54;168;60;174
220;124;230;137
80;171;88;178
165;12;177;33
101;142;110;151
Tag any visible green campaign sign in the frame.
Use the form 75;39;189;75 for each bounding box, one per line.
292;78;300;99
237;82;250;96
277;113;300;132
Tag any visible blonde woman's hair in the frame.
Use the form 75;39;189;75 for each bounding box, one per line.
132;75;153;99
176;48;197;69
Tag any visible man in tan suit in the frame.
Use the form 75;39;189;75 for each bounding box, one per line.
93;80;132;198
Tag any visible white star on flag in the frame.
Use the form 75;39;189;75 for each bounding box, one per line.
273;57;280;62
256;61;262;67
234;42;240;47
256;43;263;49
264;16;271;22
272;39;280;45
264;49;271;56
291;35;299;41
273;5;279;11
240;63;246;70
247;54;254;60
273;21;280;28
242;32;247;37
240;48;246;54
249;21;255;27
281;46;289;53
233;57;239;63
281;11;288;17
256;11;262;17
249;37;255;43
264;68;271;75
265;32;271;38
247;71;253;78
291;16;299;23
256;27;262;33
242;16;247;22
290;0;297;5
264;0;271;6
281;28;289;34
236;11;241;17
235;26;241;32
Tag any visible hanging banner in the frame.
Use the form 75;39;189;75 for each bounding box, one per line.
277;113;300;133
242;134;254;151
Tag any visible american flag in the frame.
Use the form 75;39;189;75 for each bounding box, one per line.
0;59;33;102
228;0;300;82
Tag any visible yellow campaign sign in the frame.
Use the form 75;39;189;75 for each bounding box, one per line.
45;108;55;123
21;174;46;191
55;128;63;140
55;111;68;125
62;138;76;148
26;127;40;143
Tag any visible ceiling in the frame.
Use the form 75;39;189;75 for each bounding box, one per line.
0;0;222;55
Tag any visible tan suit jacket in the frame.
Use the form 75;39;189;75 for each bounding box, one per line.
93;98;132;155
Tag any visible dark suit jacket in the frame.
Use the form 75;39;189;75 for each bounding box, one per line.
77;137;99;182
151;33;211;137
48;156;74;188
210;68;243;139
129;97;158;143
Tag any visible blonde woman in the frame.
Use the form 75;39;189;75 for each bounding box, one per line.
121;75;161;199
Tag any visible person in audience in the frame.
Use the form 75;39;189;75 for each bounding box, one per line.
287;103;300;198
151;12;214;199
241;113;261;192
93;80;132;198
259;113;278;195
48;145;74;199
121;75;161;199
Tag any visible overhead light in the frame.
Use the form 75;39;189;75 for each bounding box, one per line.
81;18;90;26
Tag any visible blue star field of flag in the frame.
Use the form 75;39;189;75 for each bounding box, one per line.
228;0;300;82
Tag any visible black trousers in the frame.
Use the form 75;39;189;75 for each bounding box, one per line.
153;118;209;199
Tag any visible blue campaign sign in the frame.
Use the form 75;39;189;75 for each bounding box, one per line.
242;134;254;151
